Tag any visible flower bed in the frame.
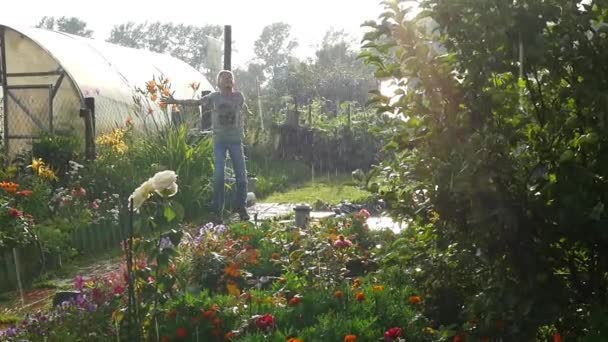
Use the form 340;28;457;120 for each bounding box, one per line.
0;199;440;341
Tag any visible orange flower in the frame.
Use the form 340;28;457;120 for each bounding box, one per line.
352;278;362;289
225;331;236;340
146;80;157;92
355;292;365;302
271;252;280;260
0;181;19;193
344;334;357;342
334;290;344;299
242;235;250;241
224;263;240;277
245;249;259;264
162;88;172;97
288;338;303;342
409;295;422;305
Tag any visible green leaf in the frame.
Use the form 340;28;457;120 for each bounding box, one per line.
164;206;176;222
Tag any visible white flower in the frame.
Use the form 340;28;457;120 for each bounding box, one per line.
151;170;177;191
128;180;155;210
128;170;179;210
155;182;178;198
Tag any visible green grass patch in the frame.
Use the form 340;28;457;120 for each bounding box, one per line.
263;176;369;205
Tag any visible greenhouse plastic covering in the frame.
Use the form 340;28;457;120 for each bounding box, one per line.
1;24;215;155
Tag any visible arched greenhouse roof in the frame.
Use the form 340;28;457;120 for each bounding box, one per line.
0;24;215;155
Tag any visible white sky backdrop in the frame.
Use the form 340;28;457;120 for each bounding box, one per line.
1;0;385;68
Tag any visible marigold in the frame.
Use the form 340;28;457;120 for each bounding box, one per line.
344;334;357;342
409;295;422;305
224;263;240;277
288;338;303;342
355;292;366;302
334;290;344;299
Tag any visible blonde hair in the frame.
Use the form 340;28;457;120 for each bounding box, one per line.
217;70;234;85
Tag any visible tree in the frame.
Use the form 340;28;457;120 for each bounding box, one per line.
36;16;93;38
253;22;298;78
361;0;608;339
313;29;376;114
107;22;223;79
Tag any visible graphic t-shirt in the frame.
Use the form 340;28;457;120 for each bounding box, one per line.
202;91;245;143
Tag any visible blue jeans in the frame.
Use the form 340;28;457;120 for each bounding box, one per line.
213;140;248;215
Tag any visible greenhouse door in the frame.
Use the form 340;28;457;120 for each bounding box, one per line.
3;84;54;156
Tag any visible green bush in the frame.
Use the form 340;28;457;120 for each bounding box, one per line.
361;0;608;340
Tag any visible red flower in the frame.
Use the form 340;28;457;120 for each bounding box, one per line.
16;190;33;197
175;327;188;339
255;313;275;330
384;327;402;341
453;334;465;342
8;208;22;218
554;333;562;342
202;310;216;320
289;296;302;306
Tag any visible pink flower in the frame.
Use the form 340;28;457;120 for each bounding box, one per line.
71;187;86;198
357;209;371;219
74;275;85;291
334;235;353;248
113;283;125;295
384;327;402;341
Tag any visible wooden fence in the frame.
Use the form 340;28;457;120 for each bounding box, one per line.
0;222;130;293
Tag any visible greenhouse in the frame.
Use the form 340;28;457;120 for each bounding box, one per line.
0;24;214;158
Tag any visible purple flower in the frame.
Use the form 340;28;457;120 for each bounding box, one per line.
159;236;173;250
0;326;20;337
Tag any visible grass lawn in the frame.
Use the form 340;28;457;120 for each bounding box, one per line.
263;176;370;204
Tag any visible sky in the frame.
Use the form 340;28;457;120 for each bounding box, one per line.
1;0;385;68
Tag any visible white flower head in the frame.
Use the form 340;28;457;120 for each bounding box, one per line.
128;180;155;210
129;170;178;210
152;170;178;191
155;182;178;198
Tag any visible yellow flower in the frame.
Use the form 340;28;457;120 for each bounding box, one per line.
31;158;44;172
373;285;385;292
38;166;58;181
226;281;241;297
